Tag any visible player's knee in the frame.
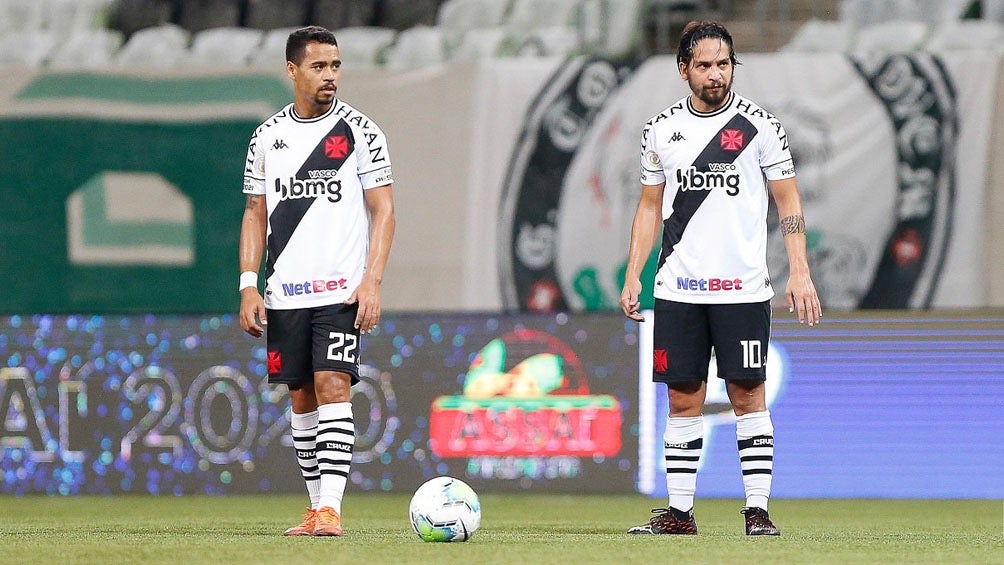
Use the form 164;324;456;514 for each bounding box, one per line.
727;379;767;414
314;371;353;403
668;382;705;415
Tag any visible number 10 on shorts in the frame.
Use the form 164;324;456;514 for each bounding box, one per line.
740;339;763;369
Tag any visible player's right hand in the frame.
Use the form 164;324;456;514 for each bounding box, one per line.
620;280;646;322
239;289;267;338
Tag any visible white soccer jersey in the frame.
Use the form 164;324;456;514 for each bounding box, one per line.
243;99;393;310
640;91;794;304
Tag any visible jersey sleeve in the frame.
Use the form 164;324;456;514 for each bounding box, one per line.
640;123;666;186
356;121;394;190
242;130;266;195
761;116;795;181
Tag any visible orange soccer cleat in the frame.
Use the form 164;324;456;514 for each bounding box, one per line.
283;508;317;536
312;506;343;537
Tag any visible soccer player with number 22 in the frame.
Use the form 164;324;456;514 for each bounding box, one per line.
238;26;396;537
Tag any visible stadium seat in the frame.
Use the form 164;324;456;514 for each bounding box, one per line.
312;0;378;30
435;0;511;51
646;0;711;55
383;25;447;72
374;0;443;30
586;0;644;57
449;27;508;61
106;0;175;39
243;0;309;30
0;0;46;36
985;0;1004;22
840;0;969;25
0;31;57;68
185;27;263;68
912;0;971;23
506;0;580;30
839;0;892;25
332;26;397;68
854;20;929;53
883;0;927;22
513;26;580;57
113;24;190;69
47;28;124;70
502;0;581;52
176;0;241;33
926;19;1004;51
781;19;856;52
43;0;115;35
248;26;300;69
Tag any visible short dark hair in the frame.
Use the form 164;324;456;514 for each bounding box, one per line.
286;26;338;64
677;21;739;68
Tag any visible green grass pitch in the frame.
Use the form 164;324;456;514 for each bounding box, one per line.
2;494;1001;564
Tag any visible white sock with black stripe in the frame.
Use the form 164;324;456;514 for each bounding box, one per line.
316;402;354;513
290;409;319;509
665;415;703;512
736;410;774;510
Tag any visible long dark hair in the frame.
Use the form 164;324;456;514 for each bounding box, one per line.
677;21;740;68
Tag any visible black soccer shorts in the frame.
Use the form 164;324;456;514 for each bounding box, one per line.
265;302;361;388
652;298;771;383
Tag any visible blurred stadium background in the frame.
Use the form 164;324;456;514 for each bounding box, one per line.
0;0;1002;509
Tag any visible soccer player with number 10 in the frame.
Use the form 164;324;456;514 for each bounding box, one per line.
620;20;821;536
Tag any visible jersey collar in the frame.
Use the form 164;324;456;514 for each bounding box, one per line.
686;91;735;118
289;99;339;123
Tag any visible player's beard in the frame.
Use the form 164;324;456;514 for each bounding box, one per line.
315;84;337;105
693;76;732;110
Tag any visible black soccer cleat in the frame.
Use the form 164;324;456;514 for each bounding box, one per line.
741;507;780;536
627;507;698;535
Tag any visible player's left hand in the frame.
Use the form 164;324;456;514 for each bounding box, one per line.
786;271;822;326
239;288;267;338
619;279;646;322
348;277;381;334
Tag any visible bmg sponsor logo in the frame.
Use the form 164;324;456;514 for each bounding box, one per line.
281;278;348;296
676;166;739;195
274;177;343;203
676;277;743;291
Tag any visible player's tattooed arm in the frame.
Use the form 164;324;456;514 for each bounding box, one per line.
245;194;264;210
780;214;805;236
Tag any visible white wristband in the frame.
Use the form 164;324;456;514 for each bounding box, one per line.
239;271;258;291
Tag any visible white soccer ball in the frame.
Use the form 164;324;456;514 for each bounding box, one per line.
408;476;481;542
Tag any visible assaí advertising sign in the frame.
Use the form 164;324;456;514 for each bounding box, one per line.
429;329;621;458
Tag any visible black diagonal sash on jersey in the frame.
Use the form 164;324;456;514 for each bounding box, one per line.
658;113;759;271
265;119;355;281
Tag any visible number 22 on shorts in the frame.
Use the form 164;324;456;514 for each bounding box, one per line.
327;331;358;362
